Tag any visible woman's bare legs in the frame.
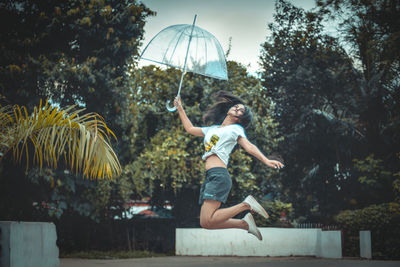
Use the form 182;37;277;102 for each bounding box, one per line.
200;199;251;230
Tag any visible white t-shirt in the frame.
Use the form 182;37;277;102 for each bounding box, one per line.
201;124;247;166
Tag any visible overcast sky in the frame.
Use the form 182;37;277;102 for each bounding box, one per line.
138;0;318;74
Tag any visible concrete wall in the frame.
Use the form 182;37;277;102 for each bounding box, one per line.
360;230;372;259
176;228;342;258
0;221;59;267
316;230;342;258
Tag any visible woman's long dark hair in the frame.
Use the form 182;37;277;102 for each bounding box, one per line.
203;90;253;128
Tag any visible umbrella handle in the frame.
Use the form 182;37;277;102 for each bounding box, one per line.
166;65;186;112
166;99;177;112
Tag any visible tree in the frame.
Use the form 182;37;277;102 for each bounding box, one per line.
259;0;365;221
0;0;153;141
0;0;153;222
317;2;400;255
317;0;400;185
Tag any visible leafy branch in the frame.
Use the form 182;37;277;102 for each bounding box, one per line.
0;99;121;179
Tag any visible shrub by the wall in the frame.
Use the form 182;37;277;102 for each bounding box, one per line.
335;202;400;259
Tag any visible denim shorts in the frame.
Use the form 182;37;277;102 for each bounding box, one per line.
199;167;232;205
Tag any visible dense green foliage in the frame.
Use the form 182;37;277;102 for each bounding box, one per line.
258;0;399;258
335;203;400;259
260;0;362;221
259;0;399;223
255;200;294;227
0;0;153;221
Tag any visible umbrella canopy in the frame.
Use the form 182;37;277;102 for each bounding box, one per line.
140;23;228;80
140;15;228;111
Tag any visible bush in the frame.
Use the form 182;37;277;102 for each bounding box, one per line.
254;200;294;227
335;202;400;259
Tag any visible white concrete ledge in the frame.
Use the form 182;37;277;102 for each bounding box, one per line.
176;228;342;258
0;221;60;267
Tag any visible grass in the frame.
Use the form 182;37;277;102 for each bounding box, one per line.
60;250;174;259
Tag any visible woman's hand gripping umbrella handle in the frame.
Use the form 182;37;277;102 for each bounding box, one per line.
166;69;186;112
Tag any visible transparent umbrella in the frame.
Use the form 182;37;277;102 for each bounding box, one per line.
140;15;228;112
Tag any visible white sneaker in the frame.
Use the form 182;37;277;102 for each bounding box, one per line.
243;213;262;241
243;195;269;219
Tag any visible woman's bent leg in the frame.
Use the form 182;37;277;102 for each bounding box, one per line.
200;199;250;230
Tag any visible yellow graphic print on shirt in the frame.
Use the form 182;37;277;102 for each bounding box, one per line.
205;134;220;152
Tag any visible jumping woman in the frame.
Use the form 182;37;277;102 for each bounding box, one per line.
174;91;284;240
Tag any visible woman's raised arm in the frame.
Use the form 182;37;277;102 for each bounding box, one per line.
237;136;284;169
175;97;204;137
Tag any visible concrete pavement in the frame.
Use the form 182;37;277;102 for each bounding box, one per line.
60;256;399;267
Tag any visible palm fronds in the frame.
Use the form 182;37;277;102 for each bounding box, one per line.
0;99;121;179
